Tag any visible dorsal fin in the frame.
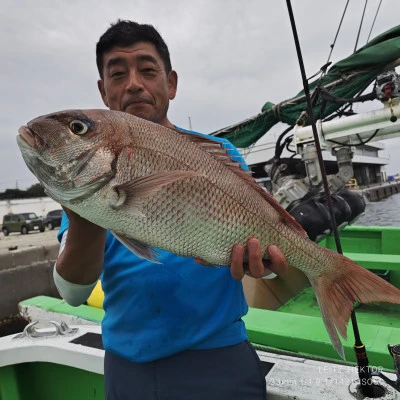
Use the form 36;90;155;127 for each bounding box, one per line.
172;129;253;175
173;129;308;237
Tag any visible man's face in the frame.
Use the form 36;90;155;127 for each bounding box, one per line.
98;42;177;127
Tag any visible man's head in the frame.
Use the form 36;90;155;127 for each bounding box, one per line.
96;20;177;127
96;20;172;79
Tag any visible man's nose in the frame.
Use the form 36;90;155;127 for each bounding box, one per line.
126;70;143;91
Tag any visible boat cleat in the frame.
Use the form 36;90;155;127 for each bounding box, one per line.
12;319;79;339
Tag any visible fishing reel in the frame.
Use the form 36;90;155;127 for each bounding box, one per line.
375;70;400;123
265;145;365;242
375;70;400;101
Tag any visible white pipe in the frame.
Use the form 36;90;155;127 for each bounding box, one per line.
294;101;400;148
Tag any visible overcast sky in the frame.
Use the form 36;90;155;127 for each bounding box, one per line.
2;0;400;191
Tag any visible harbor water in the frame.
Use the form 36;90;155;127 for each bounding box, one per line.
355;192;400;227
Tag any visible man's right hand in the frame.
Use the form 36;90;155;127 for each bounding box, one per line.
56;207;106;285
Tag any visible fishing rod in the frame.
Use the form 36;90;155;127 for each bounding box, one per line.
285;1;375;397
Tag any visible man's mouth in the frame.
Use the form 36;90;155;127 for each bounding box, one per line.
123;99;151;111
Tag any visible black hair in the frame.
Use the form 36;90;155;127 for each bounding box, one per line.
96;19;172;79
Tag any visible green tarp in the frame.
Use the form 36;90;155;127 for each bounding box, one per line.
213;25;400;148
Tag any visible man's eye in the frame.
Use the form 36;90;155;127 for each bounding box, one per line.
110;71;125;78
142;68;156;73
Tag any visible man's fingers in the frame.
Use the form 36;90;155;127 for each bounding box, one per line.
199;240;288;281
230;244;245;280
267;245;288;276
247;238;264;278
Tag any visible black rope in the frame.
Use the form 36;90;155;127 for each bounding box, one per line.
323;110;356;122
275;126;294;159
366;0;383;43
285;1;374;397
285;137;296;154
327;129;380;147
320;87;376;105
323;77;377;122
354;0;368;53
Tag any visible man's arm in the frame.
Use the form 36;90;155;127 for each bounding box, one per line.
54;208;106;306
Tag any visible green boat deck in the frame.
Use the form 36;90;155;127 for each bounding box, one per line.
278;286;400;328
16;225;400;371
245;225;400;370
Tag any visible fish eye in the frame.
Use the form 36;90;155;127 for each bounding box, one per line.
69;120;89;135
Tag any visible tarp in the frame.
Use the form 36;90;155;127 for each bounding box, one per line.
213;25;400;148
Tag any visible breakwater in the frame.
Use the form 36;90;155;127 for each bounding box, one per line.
361;182;400;202
0;237;60;336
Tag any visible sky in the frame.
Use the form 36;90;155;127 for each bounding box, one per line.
2;0;400;191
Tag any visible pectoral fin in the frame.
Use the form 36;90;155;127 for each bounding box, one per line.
111;231;160;263
109;170;204;214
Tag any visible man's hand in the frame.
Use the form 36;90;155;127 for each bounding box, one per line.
230;238;288;281
194;237;289;281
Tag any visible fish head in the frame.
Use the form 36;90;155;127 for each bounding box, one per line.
17;109;127;203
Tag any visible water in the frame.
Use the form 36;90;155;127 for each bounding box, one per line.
354;193;400;227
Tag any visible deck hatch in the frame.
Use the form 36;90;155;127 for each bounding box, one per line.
70;332;104;350
260;361;274;377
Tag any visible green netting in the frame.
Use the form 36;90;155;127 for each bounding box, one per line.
213;25;400;148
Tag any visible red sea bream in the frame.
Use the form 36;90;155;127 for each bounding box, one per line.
17;109;400;359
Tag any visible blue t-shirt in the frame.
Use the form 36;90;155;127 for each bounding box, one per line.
58;129;249;362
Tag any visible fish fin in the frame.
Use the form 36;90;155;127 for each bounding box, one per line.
173;129;307;236
239;177;308;236
111;231;160;263
309;249;400;359
112;170;204;211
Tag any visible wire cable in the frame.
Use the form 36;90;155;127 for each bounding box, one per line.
326;0;350;66
366;0;383;43
354;0;369;53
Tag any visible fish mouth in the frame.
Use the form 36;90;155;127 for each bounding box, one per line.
18;126;48;148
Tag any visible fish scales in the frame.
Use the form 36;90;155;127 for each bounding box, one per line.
107;119;281;264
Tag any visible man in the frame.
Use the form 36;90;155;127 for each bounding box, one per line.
54;20;288;399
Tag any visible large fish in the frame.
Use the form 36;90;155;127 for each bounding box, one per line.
17;109;400;358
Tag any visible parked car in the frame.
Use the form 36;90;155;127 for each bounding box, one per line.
2;212;45;236
44;209;63;230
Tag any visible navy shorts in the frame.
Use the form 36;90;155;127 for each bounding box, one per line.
104;340;267;399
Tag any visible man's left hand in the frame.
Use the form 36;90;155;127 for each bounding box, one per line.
194;238;289;281
230;238;288;280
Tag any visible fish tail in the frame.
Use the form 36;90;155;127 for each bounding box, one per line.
309;250;400;360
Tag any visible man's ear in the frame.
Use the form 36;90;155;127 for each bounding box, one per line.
97;80;109;108
168;70;178;100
